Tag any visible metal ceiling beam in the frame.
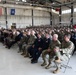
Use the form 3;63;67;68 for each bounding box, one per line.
52;0;76;7
0;2;52;12
0;0;54;9
54;0;71;8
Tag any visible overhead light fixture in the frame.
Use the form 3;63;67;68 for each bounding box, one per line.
30;4;33;6
59;14;61;16
52;2;55;4
22;0;26;2
17;0;26;2
16;2;18;4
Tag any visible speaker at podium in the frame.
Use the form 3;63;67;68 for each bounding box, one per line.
11;23;16;29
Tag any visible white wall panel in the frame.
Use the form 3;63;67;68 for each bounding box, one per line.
61;14;71;26
0;16;6;28
0;7;50;28
7;16;32;28
33;10;50;26
52;14;59;25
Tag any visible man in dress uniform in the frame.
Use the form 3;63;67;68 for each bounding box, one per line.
31;33;51;63
28;33;43;63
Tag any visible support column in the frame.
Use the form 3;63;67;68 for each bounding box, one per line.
50;12;52;26
59;7;61;25
5;7;8;29
31;9;34;27
71;4;73;26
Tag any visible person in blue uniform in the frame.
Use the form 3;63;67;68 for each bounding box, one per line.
28;33;43;63
28;33;51;64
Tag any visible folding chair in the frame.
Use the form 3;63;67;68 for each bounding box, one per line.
60;48;75;73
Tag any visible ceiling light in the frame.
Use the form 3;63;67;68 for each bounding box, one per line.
22;0;26;2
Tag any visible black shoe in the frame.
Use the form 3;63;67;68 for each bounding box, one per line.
31;60;38;64
18;51;21;53
8;47;10;49
31;58;34;62
5;46;8;48
29;56;32;58
21;53;24;55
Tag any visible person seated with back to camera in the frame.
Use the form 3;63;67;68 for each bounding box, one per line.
41;34;61;69
53;34;74;74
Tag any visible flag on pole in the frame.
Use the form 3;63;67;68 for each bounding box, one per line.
10;9;15;15
0;7;2;16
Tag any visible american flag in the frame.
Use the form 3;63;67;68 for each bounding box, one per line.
0;7;2;15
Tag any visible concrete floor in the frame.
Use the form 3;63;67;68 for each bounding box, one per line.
0;43;76;75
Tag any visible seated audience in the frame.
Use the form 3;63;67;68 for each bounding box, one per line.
71;28;76;55
18;32;27;53
0;25;75;74
53;34;74;74
28;33;43;63
41;34;61;69
23;30;36;57
6;30;23;49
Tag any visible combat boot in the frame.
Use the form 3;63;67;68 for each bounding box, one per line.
45;64;51;69
41;62;47;66
53;68;60;74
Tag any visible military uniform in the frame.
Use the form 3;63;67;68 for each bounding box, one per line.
28;37;43;63
7;32;23;49
53;40;74;74
18;35;27;52
41;40;61;69
70;31;76;55
21;35;30;54
23;35;36;57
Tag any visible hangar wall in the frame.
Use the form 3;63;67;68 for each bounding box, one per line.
0;7;50;28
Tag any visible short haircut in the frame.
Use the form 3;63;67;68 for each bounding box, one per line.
64;34;71;39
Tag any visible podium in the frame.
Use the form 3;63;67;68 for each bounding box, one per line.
11;23;16;29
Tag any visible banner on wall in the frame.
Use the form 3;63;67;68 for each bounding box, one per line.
0;7;2;16
10;9;15;15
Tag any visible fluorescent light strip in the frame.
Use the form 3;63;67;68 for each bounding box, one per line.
62;8;76;14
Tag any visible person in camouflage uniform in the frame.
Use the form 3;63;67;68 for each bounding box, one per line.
53;34;74;74
21;31;31;55
23;30;36;57
41;34;61;69
18;32;27;53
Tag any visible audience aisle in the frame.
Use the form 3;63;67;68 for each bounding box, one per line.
0;43;76;75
